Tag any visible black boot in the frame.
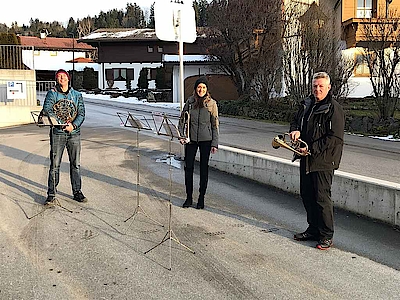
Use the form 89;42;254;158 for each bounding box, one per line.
182;199;192;208
196;195;204;209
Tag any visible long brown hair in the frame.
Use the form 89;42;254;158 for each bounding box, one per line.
193;90;211;109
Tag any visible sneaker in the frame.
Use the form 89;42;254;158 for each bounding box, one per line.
294;231;319;241
45;195;55;205
73;191;87;203
316;239;333;250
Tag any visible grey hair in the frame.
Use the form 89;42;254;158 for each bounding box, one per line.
313;72;330;84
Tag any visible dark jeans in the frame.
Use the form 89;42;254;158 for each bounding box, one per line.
184;141;212;203
47;128;82;196
300;160;334;240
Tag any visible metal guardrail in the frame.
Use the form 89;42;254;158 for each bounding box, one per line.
36;81;55;106
37;81;55;92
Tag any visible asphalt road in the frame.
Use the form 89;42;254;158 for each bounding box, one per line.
85;98;400;184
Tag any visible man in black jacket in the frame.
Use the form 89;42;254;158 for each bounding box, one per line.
289;72;344;250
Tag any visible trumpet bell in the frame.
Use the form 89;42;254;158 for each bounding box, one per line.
271;133;310;157
272;134;284;149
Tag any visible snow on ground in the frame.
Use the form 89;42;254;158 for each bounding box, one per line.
82;92;180;111
347;76;374;98
370;135;400;142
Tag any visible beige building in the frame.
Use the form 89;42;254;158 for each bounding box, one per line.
0;46;38;128
338;0;400;78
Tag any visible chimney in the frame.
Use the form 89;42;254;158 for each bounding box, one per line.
40;29;49;39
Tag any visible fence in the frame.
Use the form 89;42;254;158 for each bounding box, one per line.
36;81;55;105
0;45;34;70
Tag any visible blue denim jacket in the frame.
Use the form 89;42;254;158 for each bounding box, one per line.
43;85;85;134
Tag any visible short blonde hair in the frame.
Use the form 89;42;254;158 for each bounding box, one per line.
313;72;330;84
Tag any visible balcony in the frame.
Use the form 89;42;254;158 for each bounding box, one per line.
342;17;400;48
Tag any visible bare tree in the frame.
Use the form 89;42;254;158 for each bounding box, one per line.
77;17;94;39
203;0;283;102
360;9;400;120
282;2;355;104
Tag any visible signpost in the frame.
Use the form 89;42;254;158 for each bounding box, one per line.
7;81;27;100
154;0;197;110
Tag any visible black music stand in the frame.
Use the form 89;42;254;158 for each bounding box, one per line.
29;111;73;220
144;113;194;271
117;112;164;231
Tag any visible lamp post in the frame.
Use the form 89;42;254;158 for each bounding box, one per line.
69;33;75;88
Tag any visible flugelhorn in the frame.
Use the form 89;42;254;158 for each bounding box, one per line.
181;111;190;144
272;133;310;157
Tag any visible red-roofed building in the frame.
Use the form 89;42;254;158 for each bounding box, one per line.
19;35;97;81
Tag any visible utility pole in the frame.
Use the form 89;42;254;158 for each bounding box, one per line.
69;33;75;88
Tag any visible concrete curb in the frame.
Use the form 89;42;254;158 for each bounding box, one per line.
209;145;400;227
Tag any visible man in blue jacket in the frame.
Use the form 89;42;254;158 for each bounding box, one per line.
289;72;344;250
43;69;87;204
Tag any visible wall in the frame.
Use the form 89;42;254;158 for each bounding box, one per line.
23;49;97;72
172;64;215;104
171;65;239;103
0;70;39;127
209;145;400;227
98;62;162;90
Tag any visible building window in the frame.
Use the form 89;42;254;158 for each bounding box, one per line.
357;0;372;18
157;46;163;53
106;68;134;81
148;46;154;53
354;53;370;76
50;51;57;56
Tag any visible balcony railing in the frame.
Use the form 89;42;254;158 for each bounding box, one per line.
0;45;34;70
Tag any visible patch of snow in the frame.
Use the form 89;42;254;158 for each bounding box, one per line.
82;92;180;110
369;135;400;142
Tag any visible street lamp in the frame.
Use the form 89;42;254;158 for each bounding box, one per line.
69;33;75;88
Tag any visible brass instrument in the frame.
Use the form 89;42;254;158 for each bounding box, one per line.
181;111;190;144
272;133;310;159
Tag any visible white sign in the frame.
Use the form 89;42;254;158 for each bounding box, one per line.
155;0;197;43
7;81;27;100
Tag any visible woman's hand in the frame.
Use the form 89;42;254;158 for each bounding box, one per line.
211;147;218;154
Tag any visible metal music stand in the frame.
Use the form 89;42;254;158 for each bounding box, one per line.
117;112;164;230
144;113;194;271
29;111;73;220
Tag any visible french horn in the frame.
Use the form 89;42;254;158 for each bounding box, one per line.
272;133;310;158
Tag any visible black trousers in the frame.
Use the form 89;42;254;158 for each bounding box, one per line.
184;141;212;203
300;160;334;240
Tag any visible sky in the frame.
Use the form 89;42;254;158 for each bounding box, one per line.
0;0;151;27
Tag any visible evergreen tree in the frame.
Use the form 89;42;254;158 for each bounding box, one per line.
0;24;8;33
194;0;209;27
0;33;19;44
155;67;166;89
1;3;148;35
148;3;155;29
82;67;98;90
66;18;78;37
138;68;149;89
123;3;145;28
